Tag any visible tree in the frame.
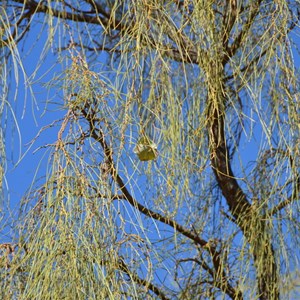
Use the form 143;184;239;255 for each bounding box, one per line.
0;0;299;299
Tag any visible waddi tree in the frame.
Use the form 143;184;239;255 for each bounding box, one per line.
0;1;299;299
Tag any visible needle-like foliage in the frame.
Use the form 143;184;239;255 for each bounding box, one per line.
0;1;299;299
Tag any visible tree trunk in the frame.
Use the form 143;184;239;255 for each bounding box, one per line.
206;61;279;299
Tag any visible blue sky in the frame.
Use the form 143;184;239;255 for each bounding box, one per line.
2;22;65;241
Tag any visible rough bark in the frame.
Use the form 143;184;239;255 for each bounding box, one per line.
206;62;279;299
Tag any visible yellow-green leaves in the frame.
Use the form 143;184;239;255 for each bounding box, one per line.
134;135;158;161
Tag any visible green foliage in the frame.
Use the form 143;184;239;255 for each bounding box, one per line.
0;1;299;299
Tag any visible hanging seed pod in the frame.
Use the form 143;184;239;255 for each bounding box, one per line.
134;136;158;161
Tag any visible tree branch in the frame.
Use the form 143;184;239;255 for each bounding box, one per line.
223;0;263;64
80;106;208;247
118;258;170;300
78;103;245;299
206;65;279;299
267;196;296;217
11;0;122;29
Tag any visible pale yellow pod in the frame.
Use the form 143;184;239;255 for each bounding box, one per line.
134;136;158;161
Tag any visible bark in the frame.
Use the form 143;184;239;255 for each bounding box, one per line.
206;62;279;299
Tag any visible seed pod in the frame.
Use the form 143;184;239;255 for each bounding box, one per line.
134;136;158;161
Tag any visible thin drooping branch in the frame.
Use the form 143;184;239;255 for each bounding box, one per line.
11;0;118;28
258;148;300;217
267;195;297;217
205;247;243;300
178;256;243;300
10;0;203;64
80;105;242;299
224;0;263;64
80;106;207;248
118;259;170;300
